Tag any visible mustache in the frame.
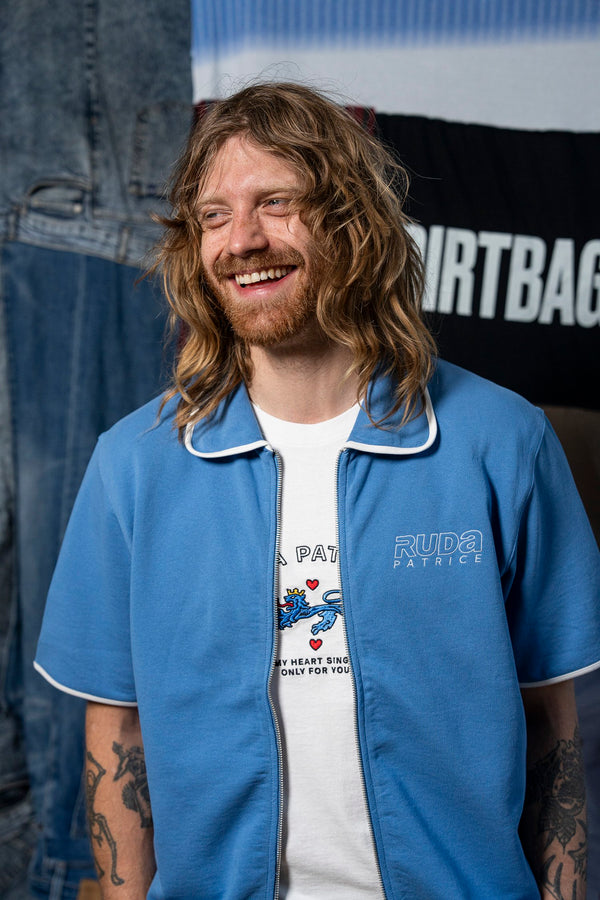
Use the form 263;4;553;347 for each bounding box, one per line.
212;249;305;278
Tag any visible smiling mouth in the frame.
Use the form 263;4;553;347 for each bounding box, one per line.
234;266;296;287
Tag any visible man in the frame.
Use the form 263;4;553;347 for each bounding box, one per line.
35;83;599;899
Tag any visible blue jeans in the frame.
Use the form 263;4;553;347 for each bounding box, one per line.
0;273;32;898
0;0;192;895
2;242;174;897
0;0;192;240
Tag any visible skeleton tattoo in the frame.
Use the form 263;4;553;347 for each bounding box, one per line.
85;742;152;886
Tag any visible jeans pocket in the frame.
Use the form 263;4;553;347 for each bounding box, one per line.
25;181;90;219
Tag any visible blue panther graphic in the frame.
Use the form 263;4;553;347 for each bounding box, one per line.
278;588;343;635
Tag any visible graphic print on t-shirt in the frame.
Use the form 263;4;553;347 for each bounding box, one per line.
275;547;352;680
278;584;343;645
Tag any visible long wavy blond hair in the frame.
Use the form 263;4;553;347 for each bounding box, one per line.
153;82;436;435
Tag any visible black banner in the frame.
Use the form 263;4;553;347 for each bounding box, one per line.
377;114;600;409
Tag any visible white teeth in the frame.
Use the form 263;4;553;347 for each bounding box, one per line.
235;266;292;286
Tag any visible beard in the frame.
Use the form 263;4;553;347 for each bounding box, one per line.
204;247;322;347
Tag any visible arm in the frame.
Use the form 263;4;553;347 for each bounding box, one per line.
520;679;587;900
86;702;156;899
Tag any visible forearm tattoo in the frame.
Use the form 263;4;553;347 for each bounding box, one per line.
524;726;586;899
112;741;153;829
86;752;124;886
85;742;152;886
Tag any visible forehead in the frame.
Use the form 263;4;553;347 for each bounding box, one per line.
200;134;303;198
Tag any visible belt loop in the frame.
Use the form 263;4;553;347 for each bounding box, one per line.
117;226;131;264
6;206;19;242
48;859;67;900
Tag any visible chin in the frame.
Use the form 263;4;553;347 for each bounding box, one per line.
219;292;318;348
229;314;312;347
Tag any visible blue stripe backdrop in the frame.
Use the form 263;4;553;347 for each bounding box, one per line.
193;0;600;57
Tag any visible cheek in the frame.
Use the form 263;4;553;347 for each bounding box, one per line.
275;212;312;244
199;239;219;275
280;235;315;269
289;219;313;246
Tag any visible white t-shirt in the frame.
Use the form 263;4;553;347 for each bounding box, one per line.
253;403;383;900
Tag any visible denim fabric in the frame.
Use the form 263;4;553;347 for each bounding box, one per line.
0;0;193;262
0;0;192;895
2;243;176;897
0;251;34;898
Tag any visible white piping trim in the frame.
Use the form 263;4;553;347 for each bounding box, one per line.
184;423;268;458
344;389;437;456
34;661;138;707
184;388;437;458
519;658;600;688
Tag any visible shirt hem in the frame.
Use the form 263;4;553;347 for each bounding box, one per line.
33;660;138;706
519;658;600;688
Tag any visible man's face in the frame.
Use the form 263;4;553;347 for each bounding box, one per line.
198;135;321;347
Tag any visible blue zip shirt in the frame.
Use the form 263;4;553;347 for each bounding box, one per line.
36;360;600;899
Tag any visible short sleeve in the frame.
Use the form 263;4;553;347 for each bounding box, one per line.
505;415;600;686
35;438;137;705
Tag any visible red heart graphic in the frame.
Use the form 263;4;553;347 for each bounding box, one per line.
310;639;323;650
306;579;319;591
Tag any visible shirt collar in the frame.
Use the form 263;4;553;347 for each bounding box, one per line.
184;374;437;458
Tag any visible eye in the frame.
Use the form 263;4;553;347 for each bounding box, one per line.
264;197;291;214
199;208;229;229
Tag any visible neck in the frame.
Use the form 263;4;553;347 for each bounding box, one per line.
247;330;359;424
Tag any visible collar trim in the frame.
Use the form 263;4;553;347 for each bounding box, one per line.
344;389;437;456
184;426;268;459
183;382;437;459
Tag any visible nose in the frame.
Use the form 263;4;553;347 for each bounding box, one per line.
226;209;269;257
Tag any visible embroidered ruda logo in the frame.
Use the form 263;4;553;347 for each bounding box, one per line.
393;530;483;569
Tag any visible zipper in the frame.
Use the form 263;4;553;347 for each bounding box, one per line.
267;447;284;900
335;448;387;899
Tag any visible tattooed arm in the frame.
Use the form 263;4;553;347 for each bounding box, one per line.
520;679;587;900
86;702;156;898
